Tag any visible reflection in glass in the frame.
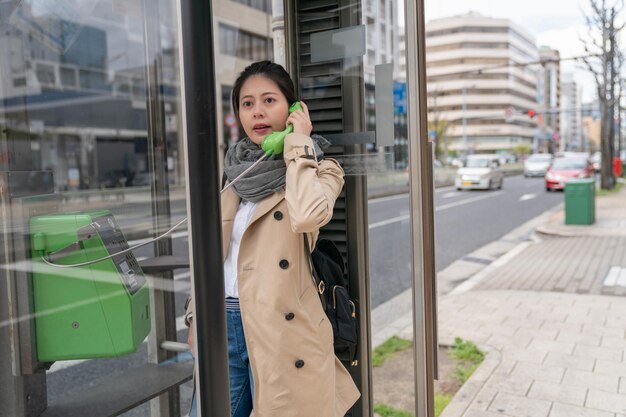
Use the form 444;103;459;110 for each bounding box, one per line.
363;0;417;415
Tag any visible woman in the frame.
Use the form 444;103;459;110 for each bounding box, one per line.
186;60;360;417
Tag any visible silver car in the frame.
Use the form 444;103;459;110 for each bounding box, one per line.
455;155;504;190
524;153;553;177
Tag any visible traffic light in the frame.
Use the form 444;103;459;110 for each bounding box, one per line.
527;109;536;118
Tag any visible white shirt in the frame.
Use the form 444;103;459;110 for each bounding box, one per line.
223;200;258;298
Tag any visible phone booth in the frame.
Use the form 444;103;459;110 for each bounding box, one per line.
0;0;436;416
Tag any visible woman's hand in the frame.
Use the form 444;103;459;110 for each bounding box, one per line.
286;101;313;136
187;320;196;358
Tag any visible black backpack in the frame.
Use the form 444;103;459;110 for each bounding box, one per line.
304;235;359;366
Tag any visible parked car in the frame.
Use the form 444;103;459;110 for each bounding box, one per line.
545;157;594;191
524;153;553;177
455;154;504;191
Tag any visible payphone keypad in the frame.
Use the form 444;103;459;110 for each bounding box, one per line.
91;215;146;295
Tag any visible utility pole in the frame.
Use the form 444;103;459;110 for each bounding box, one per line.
462;84;468;158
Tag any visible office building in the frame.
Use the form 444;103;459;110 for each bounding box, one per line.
425;12;539;155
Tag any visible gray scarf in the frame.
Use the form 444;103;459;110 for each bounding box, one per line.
224;134;329;202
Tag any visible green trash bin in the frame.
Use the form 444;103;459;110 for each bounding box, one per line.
564;178;595;225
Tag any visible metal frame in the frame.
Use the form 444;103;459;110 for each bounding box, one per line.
405;0;438;416
140;1;179;415
177;1;230;416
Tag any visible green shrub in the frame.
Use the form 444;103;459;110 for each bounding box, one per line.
372;336;413;367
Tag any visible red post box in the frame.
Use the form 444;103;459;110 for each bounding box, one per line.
614;156;623;177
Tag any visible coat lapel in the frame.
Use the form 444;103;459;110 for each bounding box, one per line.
220;189;285;261
221;188;240;260
248;191;285;227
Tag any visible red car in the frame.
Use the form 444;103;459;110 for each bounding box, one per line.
545;157;594;191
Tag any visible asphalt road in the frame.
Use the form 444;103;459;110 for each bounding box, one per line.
368;174;562;308
44;174;563;414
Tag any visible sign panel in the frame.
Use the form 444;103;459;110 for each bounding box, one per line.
310;25;366;63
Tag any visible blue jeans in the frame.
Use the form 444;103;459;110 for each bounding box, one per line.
189;308;253;417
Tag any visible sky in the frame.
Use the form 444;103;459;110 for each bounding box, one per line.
421;0;620;102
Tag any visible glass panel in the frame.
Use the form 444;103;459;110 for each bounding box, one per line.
0;0;193;415
360;2;417;416
204;1;417;416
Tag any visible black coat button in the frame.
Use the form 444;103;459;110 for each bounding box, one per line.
274;211;283;220
285;312;295;321
295;360;305;369
279;259;289;269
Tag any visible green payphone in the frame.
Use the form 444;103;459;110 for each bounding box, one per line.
30;210;151;362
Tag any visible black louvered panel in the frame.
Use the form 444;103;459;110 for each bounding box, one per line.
296;0;350;277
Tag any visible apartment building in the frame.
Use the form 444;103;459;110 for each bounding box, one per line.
425;12;539;155
560;72;582;151
537;46;560;153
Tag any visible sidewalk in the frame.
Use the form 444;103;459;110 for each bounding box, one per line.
375;185;626;417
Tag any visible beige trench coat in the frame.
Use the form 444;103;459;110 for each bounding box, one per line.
187;133;360;417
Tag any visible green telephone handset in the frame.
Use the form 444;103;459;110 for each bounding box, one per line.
261;101;303;156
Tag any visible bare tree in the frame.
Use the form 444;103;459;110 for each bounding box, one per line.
427;90;451;164
580;0;624;189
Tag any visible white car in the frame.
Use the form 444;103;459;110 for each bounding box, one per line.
524;153;553;177
455;155;504;190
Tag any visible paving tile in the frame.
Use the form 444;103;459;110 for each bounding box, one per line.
488;391;552;417
502;347;548;365
566;314;605;326
563;369;619;392
527;339;575;355
528;380;587;407
594;359;626;378
541;321;583;334
556;331;602;346
548;403;615;417
470;384;498;411
573;344;623;361
479;323;520;337
515;327;559;342
502;316;546;330
586;389;626;413
600;336;626;349
620;377;626;395
488;333;532;350
552;305;589;317
582;324;625;339
509;361;565;383
463;409;515;417
528;311;568;323
606;318;626;329
543;352;595;372
485;374;533;396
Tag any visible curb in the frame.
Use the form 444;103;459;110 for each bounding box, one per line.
447;240;532;296
438;340;502;417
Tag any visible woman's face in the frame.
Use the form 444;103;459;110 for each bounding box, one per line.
238;75;290;145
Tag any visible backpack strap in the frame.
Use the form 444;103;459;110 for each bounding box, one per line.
303;234;328;309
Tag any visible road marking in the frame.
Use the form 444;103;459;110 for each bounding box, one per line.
369;214;410;229
603;266;626;287
441;192;459;199
369;192;504;229
519;193;537;202
435;191;503;212
369;194;408;204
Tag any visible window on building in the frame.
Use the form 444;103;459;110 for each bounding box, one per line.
219;23;272;61
60;66;77;87
36;63;56;86
232;0;271;13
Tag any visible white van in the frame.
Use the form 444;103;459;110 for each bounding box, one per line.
455;154;504;191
